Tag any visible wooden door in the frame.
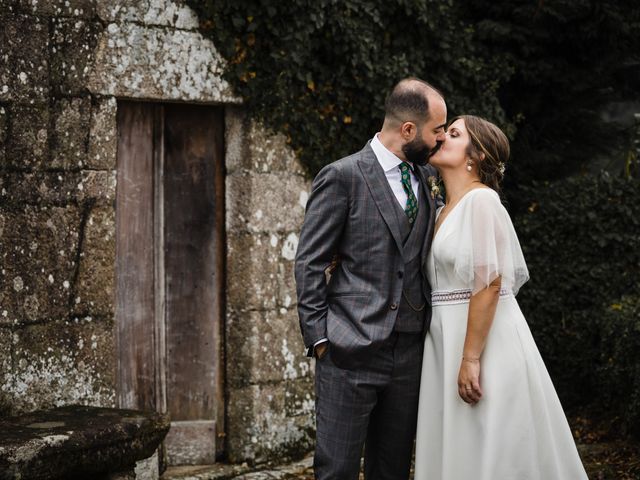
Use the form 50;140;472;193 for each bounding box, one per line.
116;101;225;465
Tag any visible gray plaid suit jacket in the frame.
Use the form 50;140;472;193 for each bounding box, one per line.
295;142;438;369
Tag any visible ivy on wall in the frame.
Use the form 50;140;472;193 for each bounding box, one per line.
188;0;512;176
188;0;640;186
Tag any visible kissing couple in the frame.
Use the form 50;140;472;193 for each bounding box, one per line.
294;78;588;480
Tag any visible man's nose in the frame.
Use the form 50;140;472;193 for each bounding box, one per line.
436;131;447;142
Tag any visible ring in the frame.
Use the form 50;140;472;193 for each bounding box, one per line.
464;386;472;390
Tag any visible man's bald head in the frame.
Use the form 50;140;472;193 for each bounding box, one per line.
384;78;444;127
378;78;447;166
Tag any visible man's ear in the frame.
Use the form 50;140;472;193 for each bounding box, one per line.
401;121;416;140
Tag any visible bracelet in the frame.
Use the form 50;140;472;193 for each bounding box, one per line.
462;356;480;363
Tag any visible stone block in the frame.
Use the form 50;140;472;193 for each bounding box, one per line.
227;308;311;388
73;206;115;316
0;205;81;325
224;107;250;175
276;258;298;309
96;0;199;30
0;171;84;206
283;374;315;418
4;0;97;18
227;232;299;312
225;112;307;176
0;13;50;102
48;0;97;18
87;96;117;170
226;173;309;233
77;169;117;204
0;326;12;415
51;18;103;95
87;22;238;103
4;102;49;170
134;451;159;480
51;96;91;169
0;170;115;206
226;380;315;464
0;105;6;165
247;120;307;175
5;317;116;413
0;327;10;376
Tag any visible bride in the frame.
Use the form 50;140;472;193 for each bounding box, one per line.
414;115;588;479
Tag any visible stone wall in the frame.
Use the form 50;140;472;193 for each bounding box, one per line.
225;108;314;463
0;1;121;414
0;0;313;465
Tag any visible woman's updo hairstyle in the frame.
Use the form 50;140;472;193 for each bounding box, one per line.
450;115;510;193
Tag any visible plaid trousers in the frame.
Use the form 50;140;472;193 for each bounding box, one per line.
314;332;423;480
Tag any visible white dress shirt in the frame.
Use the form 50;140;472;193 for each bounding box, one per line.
370;133;420;206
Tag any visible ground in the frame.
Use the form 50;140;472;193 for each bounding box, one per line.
164;428;640;480
572;415;640;480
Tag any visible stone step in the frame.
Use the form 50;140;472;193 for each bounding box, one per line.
161;455;313;480
0;405;170;480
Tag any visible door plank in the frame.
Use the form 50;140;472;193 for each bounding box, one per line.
115;101;156;411
163;104;224;425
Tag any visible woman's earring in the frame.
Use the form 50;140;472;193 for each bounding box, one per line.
466;159;473;172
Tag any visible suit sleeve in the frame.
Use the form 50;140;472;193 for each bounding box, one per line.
295;163;349;355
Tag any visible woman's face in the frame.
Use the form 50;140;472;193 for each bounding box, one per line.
429;118;471;171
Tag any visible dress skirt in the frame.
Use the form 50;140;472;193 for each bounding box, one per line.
414;295;588;480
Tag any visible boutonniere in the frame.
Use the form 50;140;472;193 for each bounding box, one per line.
427;176;442;199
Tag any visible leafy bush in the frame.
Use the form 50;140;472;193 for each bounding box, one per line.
595;295;640;439
514;173;640;437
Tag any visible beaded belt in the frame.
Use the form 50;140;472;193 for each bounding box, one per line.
431;288;512;306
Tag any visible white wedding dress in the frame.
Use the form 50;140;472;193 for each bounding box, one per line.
414;188;588;480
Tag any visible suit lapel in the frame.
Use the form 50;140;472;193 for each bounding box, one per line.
415;166;437;267
357;144;404;255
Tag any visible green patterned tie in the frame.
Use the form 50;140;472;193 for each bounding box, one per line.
399;162;418;224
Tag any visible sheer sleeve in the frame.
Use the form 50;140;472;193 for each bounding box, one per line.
452;189;529;295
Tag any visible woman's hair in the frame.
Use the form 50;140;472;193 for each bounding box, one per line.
450;115;510;192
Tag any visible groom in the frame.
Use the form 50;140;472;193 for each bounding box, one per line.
295;78;447;480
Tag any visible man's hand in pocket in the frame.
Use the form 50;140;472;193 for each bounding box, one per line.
315;341;328;359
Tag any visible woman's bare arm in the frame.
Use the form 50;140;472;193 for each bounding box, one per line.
457;276;502;404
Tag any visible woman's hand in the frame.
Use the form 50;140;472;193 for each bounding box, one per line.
458;358;483;404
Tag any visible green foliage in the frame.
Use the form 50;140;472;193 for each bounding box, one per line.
596;295;640;439
188;0;512;176
188;0;640;181
462;0;640;187
514;174;640;438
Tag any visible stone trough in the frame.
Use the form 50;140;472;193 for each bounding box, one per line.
0;405;170;479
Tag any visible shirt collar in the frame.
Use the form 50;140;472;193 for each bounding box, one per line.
370;133;413;173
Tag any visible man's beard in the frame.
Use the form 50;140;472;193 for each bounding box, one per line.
428;141;442;158
402;136;432;166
